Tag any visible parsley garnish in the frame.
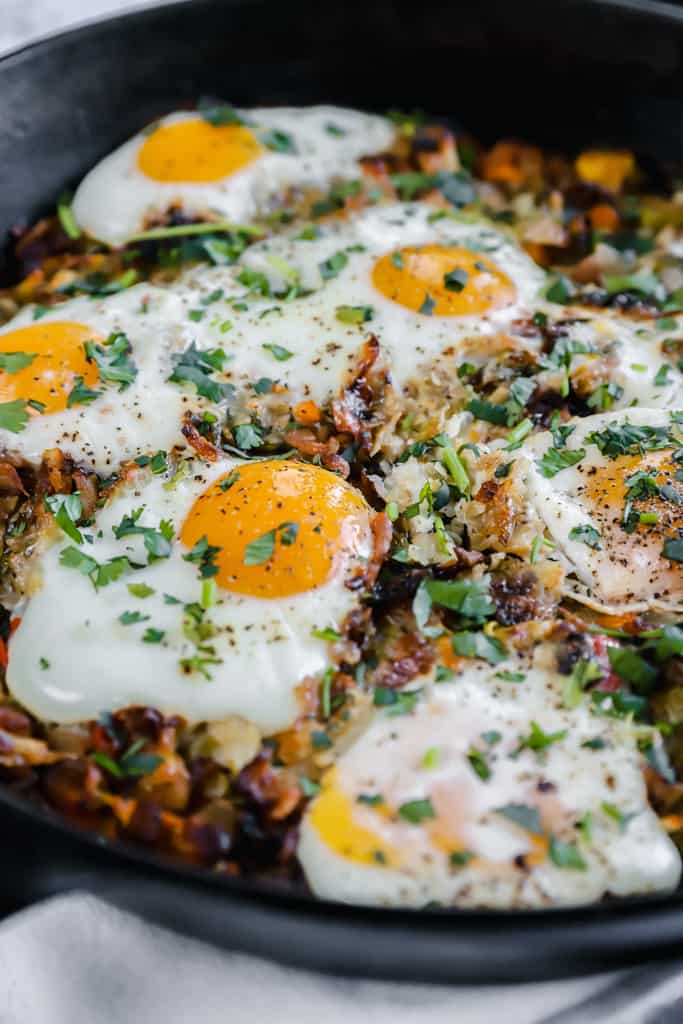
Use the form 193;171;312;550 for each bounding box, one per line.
67;376;101;408
84;332;137;391
0;351;35;374
467;747;491;781
182;535;221;578
516;720;567;755
168;343;233;402
113;507;173;562
568;524;602;550
444;268;468;292
495;803;542;834
663;536;683;562
549;836;587;871
59;547;131;589
319;251;348;280
244;521;299;565
398;798;435;824
451;630;507;664
233;422;264;451
259;129;297;153
537;446;586;478
419;292;436;316
335;305;374;324
588;422;672;459
262;343;293;361
93;738;163;779
45;492;83;544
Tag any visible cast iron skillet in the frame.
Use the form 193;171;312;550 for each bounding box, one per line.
1;0;683;984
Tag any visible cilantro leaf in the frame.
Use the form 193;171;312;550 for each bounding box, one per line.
588;422;672;459
233;423;264;451
398;798;435;824
243;522;298;565
84;332;137;391
516;720;567;755
259;129;297;153
0;398;30;433
549;836;587;871
60;546;131;589
183;534;221;578
0;352;35;374
443;267;468;292
537;446;586;478
168;343;234;402
335;305;374;324
451;630;507;664
568;524;602;550
663;536;683;562
262;343;293;361
67;376;101;408
45;492;83;544
495;803;542;835
319;251;348;280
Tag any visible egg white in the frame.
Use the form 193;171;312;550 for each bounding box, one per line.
72;107;395;246
0;286;208;473
532;309;683;411
6;455;372;730
177;202;546;406
518;407;683;613
298;646;680;909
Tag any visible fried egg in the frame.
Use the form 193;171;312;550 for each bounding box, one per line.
528;311;683;412
72;107;395;246
299;646;680;908
7;457;375;731
519;408;683;613
177;202;545;406
0;286;205;472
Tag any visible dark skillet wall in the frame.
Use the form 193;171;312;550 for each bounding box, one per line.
0;0;682;276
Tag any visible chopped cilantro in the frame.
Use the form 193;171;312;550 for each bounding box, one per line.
495;803;542;834
66;377;101;408
182;534;221;578
244;521;299;565
168;343;233;402
568;524;602;550
319;251;348;280
335;305;374;324
549;836;587;871
537;446;586;478
398;798;435;824
262;343;293;361
0;351;35;374
45;492;83;544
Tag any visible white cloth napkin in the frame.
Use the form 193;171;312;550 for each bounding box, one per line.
0;891;675;1024
2;3;683;1022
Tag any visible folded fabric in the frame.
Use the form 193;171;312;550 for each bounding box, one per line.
0;893;629;1024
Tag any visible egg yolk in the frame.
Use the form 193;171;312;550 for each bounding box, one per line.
583;449;683;541
0;322;101;415
137;118;264;183
309;769;398;866
180;460;371;598
372;245;516;316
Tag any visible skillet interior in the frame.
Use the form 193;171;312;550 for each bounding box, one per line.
1;0;683;983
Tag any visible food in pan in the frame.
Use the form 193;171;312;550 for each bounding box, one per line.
2;104;683;909
72;106;394;246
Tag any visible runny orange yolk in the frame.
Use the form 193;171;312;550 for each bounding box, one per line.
137;118;264;183
371;245;516;316
180;460;371;599
583;450;683;539
0;322;101;415
309;768;398;866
